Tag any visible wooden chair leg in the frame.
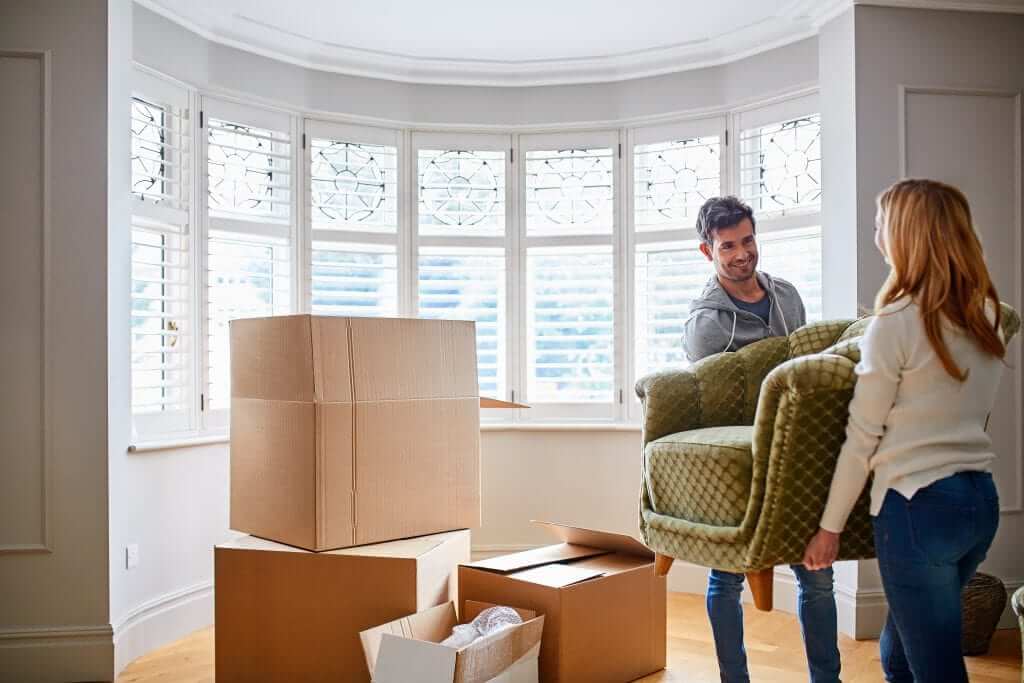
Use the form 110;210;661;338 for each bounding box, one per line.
654;553;674;577
746;568;774;612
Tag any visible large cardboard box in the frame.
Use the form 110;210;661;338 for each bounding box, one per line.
230;314;481;551
215;530;471;682
361;601;544;683
458;523;666;683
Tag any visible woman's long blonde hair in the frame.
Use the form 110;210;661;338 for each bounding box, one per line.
875;179;1004;380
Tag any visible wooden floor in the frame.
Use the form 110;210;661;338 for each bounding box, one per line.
118;593;1022;682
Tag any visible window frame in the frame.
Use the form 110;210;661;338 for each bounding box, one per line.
516;129;623;422
625;115;728;421
303;119;403;319
199;96;298;433
130;69;197;441
129;67;823;444
410;131;514;421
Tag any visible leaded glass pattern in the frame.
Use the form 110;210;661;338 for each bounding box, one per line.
311;139;397;233
418;149;505;237
635;136;720;231
208;118;291;221
131;97;189;212
740;115;821;214
526;148;614;236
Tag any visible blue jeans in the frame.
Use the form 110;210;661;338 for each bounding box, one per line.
873;471;999;683
707;565;841;682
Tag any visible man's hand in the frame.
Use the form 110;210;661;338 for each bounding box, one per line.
803;528;841;571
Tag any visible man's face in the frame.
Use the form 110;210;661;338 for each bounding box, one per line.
699;218;758;283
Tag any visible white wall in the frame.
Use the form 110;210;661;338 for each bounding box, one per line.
820;5;1024;638
0;0;126;680
132;4;818;128
109;444;237;674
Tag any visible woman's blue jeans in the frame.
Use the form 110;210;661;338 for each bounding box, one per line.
873;471;1000;683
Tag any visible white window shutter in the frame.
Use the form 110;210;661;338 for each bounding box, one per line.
130;92;193;437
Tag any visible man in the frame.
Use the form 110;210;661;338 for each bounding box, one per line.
683;196;840;683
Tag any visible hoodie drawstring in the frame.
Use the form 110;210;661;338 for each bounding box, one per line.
723;312;738;354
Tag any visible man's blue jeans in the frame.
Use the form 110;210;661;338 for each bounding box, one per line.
873;471;999;683
707;565;841;682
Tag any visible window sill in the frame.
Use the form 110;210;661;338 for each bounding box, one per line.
128;423;643;452
481;422;641;432
128;434;229;453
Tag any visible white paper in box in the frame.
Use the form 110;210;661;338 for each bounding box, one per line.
361;601;544;683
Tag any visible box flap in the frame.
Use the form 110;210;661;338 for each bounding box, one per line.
217;530;469;559
466;543;609;574
454;615;545;683
230;315;315;401
360;602;458;676
348;317;478;400
479;397;530;409
373;634;457;683
507;564;605;589
532;521;654;560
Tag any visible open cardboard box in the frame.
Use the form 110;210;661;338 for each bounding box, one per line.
230;314;524;552
459;522;666;683
215;530;470;682
361;601;544;683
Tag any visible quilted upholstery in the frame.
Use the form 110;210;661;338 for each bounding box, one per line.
637;303;1021;573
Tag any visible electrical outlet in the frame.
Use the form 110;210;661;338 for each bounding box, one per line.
126;544;139;570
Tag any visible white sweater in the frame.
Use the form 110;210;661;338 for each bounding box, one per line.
819;299;1005;533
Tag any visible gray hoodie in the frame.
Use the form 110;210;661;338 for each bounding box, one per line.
683;271;806;362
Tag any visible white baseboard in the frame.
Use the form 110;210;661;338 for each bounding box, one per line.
851;578;1023;641
0;624;114;683
112;580;214;676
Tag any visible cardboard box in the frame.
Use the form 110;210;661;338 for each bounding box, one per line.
361;601;544;683
458;523;666;683
215;529;471;682
230;314;482;551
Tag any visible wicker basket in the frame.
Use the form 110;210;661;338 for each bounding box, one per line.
961;572;1007;656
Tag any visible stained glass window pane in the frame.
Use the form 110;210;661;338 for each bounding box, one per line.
311;139;397;234
419;149;505;237
526;148;613;237
208;118;291;222
740;114;821;214
131;97;190;212
634;136;720;232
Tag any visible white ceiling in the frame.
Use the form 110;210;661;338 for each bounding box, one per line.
135;0;1024;86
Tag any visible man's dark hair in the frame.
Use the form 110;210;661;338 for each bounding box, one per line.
695;196;756;246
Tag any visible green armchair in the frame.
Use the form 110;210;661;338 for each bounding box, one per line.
636;306;1021;611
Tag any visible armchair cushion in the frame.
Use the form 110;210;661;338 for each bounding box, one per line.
646;426;753;527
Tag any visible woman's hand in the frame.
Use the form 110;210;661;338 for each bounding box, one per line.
803;528;841;571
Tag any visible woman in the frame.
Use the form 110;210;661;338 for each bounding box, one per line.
803;179;1008;682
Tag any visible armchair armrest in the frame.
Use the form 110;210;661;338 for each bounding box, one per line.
635;368;702;445
742;353;875;568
